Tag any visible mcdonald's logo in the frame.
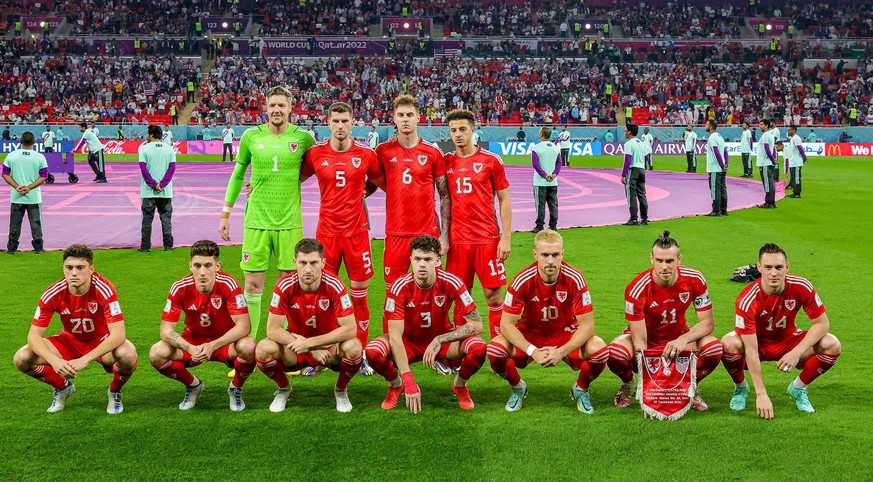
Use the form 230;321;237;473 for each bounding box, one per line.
826;144;842;156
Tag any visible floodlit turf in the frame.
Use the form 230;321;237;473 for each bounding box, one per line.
0;155;870;479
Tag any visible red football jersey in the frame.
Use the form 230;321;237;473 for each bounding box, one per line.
624;267;712;347
444;147;510;244
162;272;248;343
503;262;593;340
735;275;826;344
32;273;124;343
302;140;382;237
384;269;477;346
269;272;354;339
375;138;446;236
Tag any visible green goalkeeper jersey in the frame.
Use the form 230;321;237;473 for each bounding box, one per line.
225;124;315;230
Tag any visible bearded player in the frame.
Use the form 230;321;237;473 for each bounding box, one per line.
13;244;138;414
301;102;384;375
487;230;609;413
373;95;451;289
607;230;724;411
255;239;363;413
149;240;257;411
721;243;841;419
365;235;487;413
443;109;512;339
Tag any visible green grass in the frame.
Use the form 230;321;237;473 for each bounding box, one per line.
1;155;871;480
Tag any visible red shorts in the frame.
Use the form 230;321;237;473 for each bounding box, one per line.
383;235;416;285
321;232;374;282
445;242;507;289
182;335;234;368
756;330;807;362
402;337;458;366
513;327;587;370
46;332;108;361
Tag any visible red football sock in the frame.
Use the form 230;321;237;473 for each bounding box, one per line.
156;360;195;386
25;364;68;390
256;358;289;389
487;304;503;339
110;362;136;392
799;352;840;385
457;337;486;381
487;342;520;386
576;346;608;390
696;340;724;381
722;352;746;384
336;355;362;391
232;356;256;388
364;338;398;381
607;343;635;383
350;287;370;348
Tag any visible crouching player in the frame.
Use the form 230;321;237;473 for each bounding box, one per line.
149;240;257;411
607;230;723;411
722;243;841;419
365;234;487;413
487;230;609;413
255;239;362;413
14;244;138;414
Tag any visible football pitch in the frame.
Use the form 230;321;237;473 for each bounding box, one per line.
1;154;870;480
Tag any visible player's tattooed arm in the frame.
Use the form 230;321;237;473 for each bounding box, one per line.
165;331;192;352
435;310;481;345
436;175;451;254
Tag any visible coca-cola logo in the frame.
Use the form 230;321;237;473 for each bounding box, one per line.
77;140;187;155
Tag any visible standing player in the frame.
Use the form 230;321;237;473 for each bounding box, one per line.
149;240;256;411
487;230;609;413
721;243;841;418
221;123;234;162
13;244;138;414
704;120;728;217
683;125;698;173
365;235;486;412
301;102;384;374
76;122;107;183
41;125;56;153
218;86;316;346
255;239;363;413
607;231;724;410
755;119;778;208
367;125;380;149
556;125;571;166
740;122;753;177
621;123;648;226
374;94;452;288
641;127;654;170
782;124;807;198
444;109;511;339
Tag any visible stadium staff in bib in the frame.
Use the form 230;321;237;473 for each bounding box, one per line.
219;86;316;347
683;125;698;173
221;123;234;162
41;125;56;153
531;127;561;233
755;119;778;209
621;123;649;226
3;131;48;254
780;124;808;198
76;122;107;183
556;125;571;166
740;122;754;177
138;125;176;253
704;120;728;217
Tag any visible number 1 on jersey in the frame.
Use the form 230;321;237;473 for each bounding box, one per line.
272;155;279;172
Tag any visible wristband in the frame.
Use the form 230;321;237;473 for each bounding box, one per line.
401;372;419;394
525;344;538;357
222;206;233;213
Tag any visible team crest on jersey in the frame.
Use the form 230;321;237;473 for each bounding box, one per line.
289;143;299;152
319;299;330;311
242;252;250;264
556;291;568;303
417;155;427;165
211;297;222;309
679;292;690;304
473;163;483;174
351;157;361;168
434;295;446;307
784;299;796;311
88;302;98;314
